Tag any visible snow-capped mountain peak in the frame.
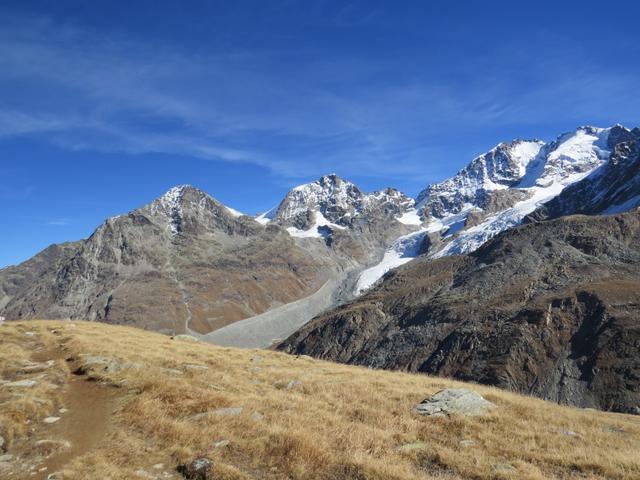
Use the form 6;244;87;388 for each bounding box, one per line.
355;124;636;294
145;185;248;236
270;174;415;236
416;139;545;219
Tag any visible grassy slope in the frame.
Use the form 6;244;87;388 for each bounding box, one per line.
1;320;639;480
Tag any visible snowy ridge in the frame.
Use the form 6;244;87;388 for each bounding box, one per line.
355;228;427;293
355;125;626;294
432;169;596;258
416;139;545;218
271;174;415;235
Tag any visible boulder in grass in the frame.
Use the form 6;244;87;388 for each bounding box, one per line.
415;388;496;417
178;457;214;480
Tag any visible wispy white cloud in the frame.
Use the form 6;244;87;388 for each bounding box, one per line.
46;218;70;226
0;9;638;184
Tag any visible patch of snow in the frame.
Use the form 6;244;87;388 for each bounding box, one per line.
396;209;423;225
432;169;598;258
225;206;244;218
355;229;427;294
286;210;346;238
155;186;187;235
510;141;546;177
534;127;611;187
255;206;277;225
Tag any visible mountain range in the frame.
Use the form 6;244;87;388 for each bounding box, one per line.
1;123;639;412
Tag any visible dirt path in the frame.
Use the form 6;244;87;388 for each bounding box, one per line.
37;373;119;479
13;341;121;479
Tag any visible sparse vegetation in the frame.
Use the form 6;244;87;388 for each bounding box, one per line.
1;320;639;479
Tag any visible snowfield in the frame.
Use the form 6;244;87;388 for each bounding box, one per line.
355;126;617;294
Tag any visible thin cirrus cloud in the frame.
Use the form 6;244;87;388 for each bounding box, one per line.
0;11;638;183
46;219;70;226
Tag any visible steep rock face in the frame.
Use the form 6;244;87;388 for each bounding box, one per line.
416;139;545;218
268;174;415;231
259;174;419;264
529;134;640;221
280;212;640;414
0;186;334;334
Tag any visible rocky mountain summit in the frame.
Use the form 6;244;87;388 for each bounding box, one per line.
0;178;416;336
260;174;416;242
528;131;640;221
280;211;640;414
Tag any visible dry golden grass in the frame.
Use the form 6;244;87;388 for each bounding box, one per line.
1;320;639;480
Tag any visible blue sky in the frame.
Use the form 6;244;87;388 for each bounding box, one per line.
1;0;639;267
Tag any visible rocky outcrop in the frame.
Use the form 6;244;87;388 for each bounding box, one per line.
415;389;496;417
280;211;640;414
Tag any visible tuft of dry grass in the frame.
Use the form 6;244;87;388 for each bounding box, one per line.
1;320;639;480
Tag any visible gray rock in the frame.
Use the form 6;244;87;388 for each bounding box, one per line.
135;469;156;479
492;463;516;473
286;380;302;390
274;379;303;390
605;426;625;434
459;439;476;447
20;360;54;373
213;407;242;417
172;335;199;342
251;411;264;422
415;389;496;417
3;379;37;388
183;364;208;371
77;355;141;375
395;442;428;452
43;417;61;424
177;457;214;480
35;439;71;452
0;454;14;462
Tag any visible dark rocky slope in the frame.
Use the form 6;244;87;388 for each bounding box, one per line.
280;211;640;414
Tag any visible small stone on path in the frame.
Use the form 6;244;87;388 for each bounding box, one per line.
4;379;38;388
